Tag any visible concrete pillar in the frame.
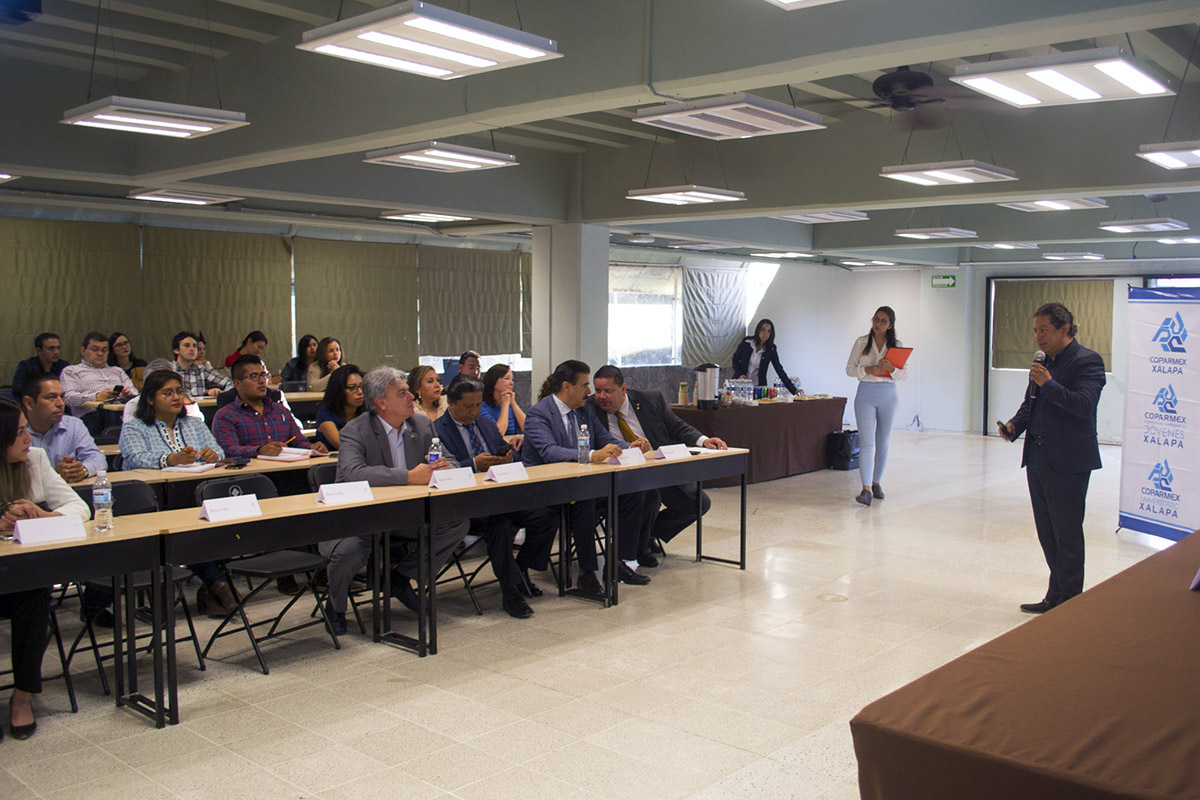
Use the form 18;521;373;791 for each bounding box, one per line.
531;223;610;383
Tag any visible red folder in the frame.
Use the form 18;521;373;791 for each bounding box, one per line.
883;347;913;369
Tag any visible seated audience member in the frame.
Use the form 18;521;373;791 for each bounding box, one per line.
434;376;557;618
113;370;236;618
522;360;650;595
480;363;526;439
195;332;214;370
458;350;482;379
281;334;318;384
11;332;69;400
0;397;91;740
21;375;105;482
212;355;327;459
314;364;364;451
590;364;727;565
409;365;446;422
334;367;467;629
225;330;268;369
172;331;232;398
123;359;204;424
60;331;136;424
107;331;147;392
306;336;344;392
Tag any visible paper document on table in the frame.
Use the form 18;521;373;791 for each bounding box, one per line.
163;462;219;474
258;446;319;462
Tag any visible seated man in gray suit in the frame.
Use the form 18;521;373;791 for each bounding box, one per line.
331;366;466;633
590;365;728;566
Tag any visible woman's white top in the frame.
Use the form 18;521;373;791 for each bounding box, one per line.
746;347;763;383
846;335;908;384
27;447;91;521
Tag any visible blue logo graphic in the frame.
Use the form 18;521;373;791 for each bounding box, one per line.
1149;459;1174;492
1154;385;1179;414
1152;312;1188;353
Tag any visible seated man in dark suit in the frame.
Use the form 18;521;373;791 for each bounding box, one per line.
522;359;649;597
590;365;728;566
434;376;558;618
11;332;70;400
335;366;468;630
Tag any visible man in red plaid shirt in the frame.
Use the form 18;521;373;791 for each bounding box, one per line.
213;355;328;459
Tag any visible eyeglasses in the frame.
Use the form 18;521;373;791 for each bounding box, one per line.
157;388;185;398
114;340;130;348
871;317;890;324
240;371;270;382
346;385;364;393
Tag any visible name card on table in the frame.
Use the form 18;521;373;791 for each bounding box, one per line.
317;481;373;506
428;466;475;490
654;444;691;461
199;495;263;522
607;448;647;466
485;462;529;483
13;515;87;545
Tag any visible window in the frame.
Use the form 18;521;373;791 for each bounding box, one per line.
990;278;1114;369
1149;277;1200;288
608;265;683;367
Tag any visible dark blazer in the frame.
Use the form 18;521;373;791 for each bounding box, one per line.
433;412;508;472
336;411;458;485
1009;339;1106;473
521;395;625;467
731;339;799;395
588;389;704;450
11;356;69;400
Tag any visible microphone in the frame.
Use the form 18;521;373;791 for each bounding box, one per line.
1029;350;1046;398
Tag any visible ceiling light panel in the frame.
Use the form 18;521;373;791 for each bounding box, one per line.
1158;238;1200;245
1043;252;1105;261
761;0;847;8
950;48;1173;107
997;197;1108;212
667;242;731;251
749;252;815;258
626;185;746;205
895;227;978;240
1137;140;1200;170
774;211;869;223
129;189;244;205
1100;218;1189;233
880;160;1017;186
0;173;17;184
62;96;247;139
383;211;474;222
974;243;1040;250
298;1;561;80
635;93;825;140
365;141;517;173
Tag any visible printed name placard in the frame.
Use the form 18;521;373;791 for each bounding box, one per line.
654;444;691;461
485;462;529;483
428;466;475;490
607;448;647;466
14;515;87;545
316;481;374;506
199;495;263;522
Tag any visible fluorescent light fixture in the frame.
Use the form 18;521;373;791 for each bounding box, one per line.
761;0;847;8
894;227;977;240
0;173;16;184
1136;140;1200;170
880;160;1017;186
1099;218;1189;234
626;185;746;205
1158;238;1200;245
749;251;815;258
634;93;825;141
128;189;244;205
997;197;1108;212
62;96;247;139
975;243;1039;250
382;211;474;222
841;260;896;267
950;47;1173;107
667;242;731;251
625;234;656;244
364;141;517;173
1043;252;1105;261
774;211;869;223
298;1;560;80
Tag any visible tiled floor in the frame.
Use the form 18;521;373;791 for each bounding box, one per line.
0;432;1167;799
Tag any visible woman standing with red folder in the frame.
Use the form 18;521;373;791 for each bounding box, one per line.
845;306;909;506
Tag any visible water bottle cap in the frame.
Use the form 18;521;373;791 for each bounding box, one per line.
97;470;107;477
431;438;440;444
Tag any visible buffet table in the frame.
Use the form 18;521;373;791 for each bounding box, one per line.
671;397;846;486
851;531;1200;800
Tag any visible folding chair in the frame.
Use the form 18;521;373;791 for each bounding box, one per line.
0;603;77;714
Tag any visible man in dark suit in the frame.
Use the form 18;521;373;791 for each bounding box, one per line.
333;366;467;632
590;365;728;566
1001;302;1106;614
434;375;558;618
522;359;650;597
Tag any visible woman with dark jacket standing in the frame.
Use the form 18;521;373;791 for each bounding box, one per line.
732;318;799;395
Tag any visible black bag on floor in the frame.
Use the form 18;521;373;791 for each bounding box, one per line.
827;429;860;470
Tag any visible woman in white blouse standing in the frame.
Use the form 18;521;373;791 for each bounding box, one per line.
845;306;906;506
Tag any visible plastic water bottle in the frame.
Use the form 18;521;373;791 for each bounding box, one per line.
577;424;590;465
427;437;443;465
92;470;113;532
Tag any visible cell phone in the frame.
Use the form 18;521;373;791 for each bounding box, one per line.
112;384;124;393
996;420;1008;437
496;443;513;457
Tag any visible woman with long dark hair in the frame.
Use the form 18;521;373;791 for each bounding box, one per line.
845;305;908;506
0;397;90;740
732;318;799;395
107;331;147;391
224;330;268;369
314;365;364;451
409;364;446;422
480;364;525;436
281;334;318;384
306;337;344;392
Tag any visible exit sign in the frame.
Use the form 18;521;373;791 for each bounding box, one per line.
931;274;956;289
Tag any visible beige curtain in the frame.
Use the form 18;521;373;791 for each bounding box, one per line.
682;267;747;368
417;246;523;356
520;253;532;358
992;278;1113;369
294;237;419;372
0;218;142;384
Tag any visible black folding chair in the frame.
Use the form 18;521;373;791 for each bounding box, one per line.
0;603;77;714
95;424;123;446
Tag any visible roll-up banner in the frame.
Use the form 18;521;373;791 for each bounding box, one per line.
1119;286;1200;541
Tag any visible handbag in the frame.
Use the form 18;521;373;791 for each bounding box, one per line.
827;429;860;470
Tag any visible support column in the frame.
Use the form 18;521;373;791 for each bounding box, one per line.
531;223;610;382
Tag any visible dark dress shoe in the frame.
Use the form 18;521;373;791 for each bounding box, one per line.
276;575;301;596
872;484;885;500
618;563;651;585
1020;600;1053;614
517;570;543;598
80;606;114;629
637;552;659;569
648;539;665;555
210;580;239;617
390;573;420;613
10;720;35;740
325;602;347;636
503;593;534;619
575;571;605;599
855;489;872;506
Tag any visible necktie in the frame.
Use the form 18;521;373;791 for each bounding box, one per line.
466;424;485;459
615;410;637;443
566;409;581;441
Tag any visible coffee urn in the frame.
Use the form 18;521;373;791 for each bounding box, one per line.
695;363;719;410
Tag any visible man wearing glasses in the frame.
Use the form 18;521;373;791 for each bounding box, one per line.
60;330;136;426
212;355;328;459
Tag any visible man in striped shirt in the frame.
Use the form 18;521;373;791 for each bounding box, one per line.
60;331;135;424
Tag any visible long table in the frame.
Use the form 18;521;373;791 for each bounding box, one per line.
672;398;845;486
851;531;1200;800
